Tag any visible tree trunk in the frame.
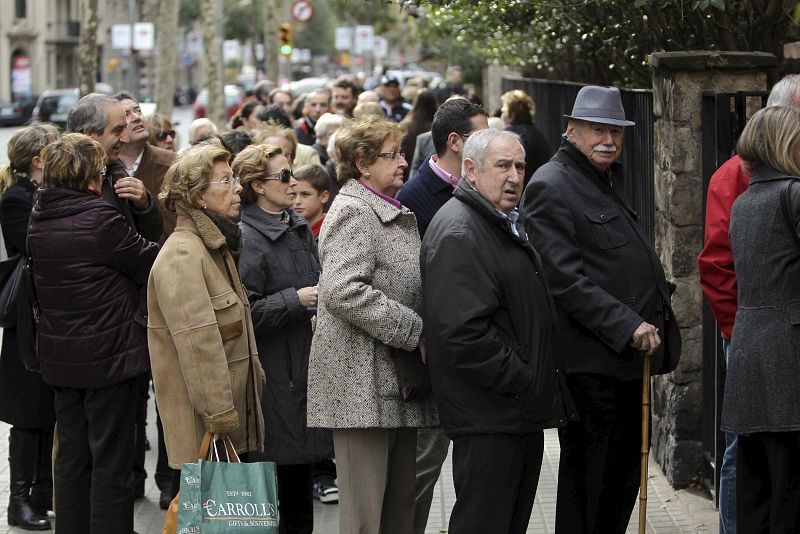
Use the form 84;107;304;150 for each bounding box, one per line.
201;0;225;127
263;0;279;84
154;0;179;117
77;0;98;97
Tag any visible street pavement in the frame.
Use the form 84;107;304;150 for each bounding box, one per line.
0;394;717;533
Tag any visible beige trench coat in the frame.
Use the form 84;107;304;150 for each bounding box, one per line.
307;179;438;429
148;207;265;468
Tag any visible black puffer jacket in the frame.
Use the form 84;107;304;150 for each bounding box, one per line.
28;188;160;388
238;203;333;464
422;180;565;437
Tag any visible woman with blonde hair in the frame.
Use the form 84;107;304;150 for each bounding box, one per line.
723;105;800;532
147;143;265;479
29;132;160;533
255;119;320;167
233;143;333;532
501;89;551;185
0;124;58;531
307;115;438;533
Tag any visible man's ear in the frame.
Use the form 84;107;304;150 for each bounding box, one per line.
463;158;476;184
446;132;461;154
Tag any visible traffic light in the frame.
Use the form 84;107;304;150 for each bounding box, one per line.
279;23;293;56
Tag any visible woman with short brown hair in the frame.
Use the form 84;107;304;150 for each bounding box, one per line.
233;143;333;532
148;143;265;484
308;115;438;533
29;132;160;533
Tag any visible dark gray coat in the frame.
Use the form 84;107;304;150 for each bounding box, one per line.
521;138;681;379
722;167;800;434
238;203;333;464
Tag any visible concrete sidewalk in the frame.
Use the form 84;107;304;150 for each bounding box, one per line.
0;397;717;534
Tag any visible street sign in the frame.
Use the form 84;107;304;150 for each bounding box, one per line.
335;27;352;51
181;53;193;67
133;22;154;51
111;24;131;50
353;25;374;55
291;0;314;23
223;40;240;62
373;37;388;59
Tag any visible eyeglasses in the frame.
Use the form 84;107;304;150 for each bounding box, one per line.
156;130;176;141
375;151;406;161
209;176;241;187
263;168;293;183
459;133;472;140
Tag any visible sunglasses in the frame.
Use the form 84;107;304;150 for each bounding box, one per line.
156;130;176;141
263;168;293;183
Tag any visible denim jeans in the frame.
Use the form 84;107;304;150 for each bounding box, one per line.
720;339;737;534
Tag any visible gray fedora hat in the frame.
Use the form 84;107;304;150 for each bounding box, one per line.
564;85;635;127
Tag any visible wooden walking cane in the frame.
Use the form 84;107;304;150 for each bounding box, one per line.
639;350;651;534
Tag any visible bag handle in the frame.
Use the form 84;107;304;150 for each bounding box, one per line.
197;432;214;461
781;179;800;250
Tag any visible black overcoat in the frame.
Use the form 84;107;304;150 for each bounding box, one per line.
521;139;681;380
422;180;566;438
0;177;55;428
238;203;333;464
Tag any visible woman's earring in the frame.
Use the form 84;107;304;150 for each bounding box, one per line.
363;171;371;179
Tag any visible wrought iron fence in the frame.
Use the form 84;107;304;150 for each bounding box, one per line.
501;76;654;243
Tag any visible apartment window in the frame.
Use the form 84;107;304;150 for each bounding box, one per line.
15;0;27;18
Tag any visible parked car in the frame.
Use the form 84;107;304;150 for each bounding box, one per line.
30;89;79;130
193;85;242;120
0;94;38;126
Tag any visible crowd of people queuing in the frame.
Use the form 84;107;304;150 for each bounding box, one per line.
0;66;796;534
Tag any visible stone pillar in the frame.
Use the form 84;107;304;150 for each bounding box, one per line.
650;51;776;487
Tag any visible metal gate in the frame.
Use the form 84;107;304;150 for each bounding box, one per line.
699;90;768;503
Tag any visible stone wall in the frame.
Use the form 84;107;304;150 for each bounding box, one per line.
649;51;774;487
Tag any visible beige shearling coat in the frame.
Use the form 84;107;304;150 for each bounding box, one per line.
307;179;438;429
148;206;265;468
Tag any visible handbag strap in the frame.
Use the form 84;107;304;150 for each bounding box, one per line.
781;179;800;250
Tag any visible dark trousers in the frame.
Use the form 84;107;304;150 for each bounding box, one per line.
311;458;337;482
52;376;139;534
132;374;149;496
155;402;179;497
449;432;544;534
737;431;800;533
555;374;641;534
277;463;313;534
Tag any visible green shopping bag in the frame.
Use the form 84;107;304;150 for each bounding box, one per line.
169;433;279;534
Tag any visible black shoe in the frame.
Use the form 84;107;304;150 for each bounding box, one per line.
7;428;52;530
159;489;173;510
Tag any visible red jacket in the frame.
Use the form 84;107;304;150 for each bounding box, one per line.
697;155;750;339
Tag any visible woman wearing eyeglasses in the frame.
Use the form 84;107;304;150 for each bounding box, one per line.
148;113;177;152
232;143;332;533
307;115;438;533
147;142;265;484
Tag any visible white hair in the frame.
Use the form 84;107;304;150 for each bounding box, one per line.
188;118;218;144
767;75;800;108
314;113;344;138
461;129;523;178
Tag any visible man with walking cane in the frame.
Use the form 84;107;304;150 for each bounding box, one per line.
521;85;682;534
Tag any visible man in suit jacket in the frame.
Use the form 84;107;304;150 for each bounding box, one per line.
395;97;488;534
409;131;435;177
521;86;681;534
116;93;177;243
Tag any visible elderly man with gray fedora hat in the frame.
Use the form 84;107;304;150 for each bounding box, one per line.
521;85;682;534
